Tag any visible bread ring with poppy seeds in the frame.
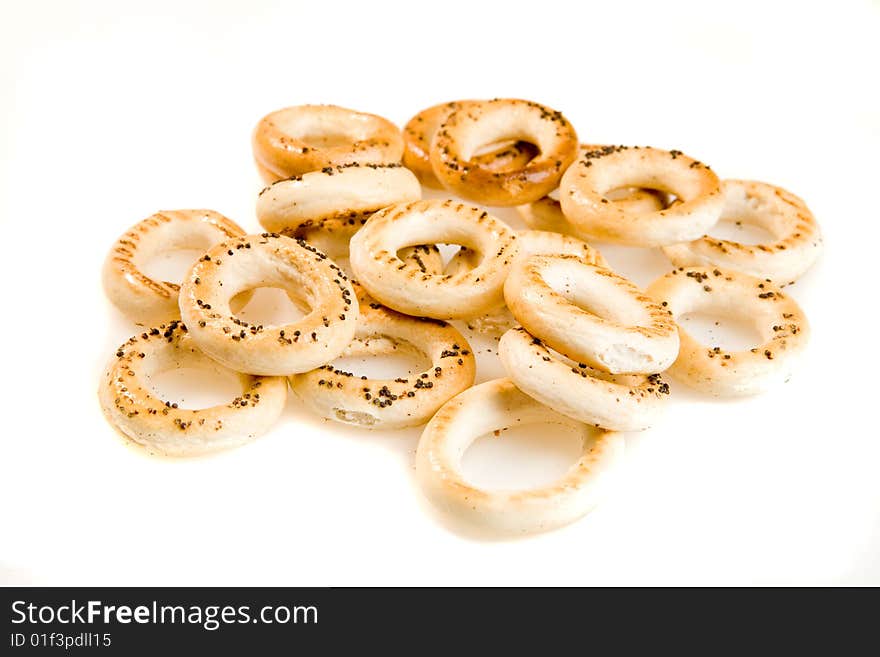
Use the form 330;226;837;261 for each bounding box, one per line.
504;255;679;374
98;321;287;456
179;234;358;376
518;187;666;235
253;105;404;182
560;145;722;247
349;199;518;319
517;144;667;235
498;327;670;431
403;100;538;189
256;163;420;234
430;99;578;206
662;179;823;282
646;266;809;396
289;288;475;429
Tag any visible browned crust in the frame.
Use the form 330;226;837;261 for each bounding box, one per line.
252;105;404;179
430;99;578;206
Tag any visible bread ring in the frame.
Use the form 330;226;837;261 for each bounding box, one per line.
517;144;667;235
560;145;723;246
256;163;421;234
518;187;667;235
430;99;579;206
402;100;538;189
98;320;288;456
289;289;476;429
646;267;810;396
288;206;445;277
415;377;625;534
662;179;823;282
102;210;247;325
498;327;670;431
504;255;679;374
252;105;404;182
179;234;358;375
349;199;518;319
446;230;608;336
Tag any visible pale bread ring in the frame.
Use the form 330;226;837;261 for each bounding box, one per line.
415;377;625;535
560;145;723;246
102;210;247;325
179;234;358;375
256;163;421;234
430;99;579;206
98;321;287;456
662;179;823;282
504;255;680;374
252;105;404;182
446;230;608;337
498;327;670;431
289;288;476;429
403;100;538;189
349;199;518;319
646;267;810;396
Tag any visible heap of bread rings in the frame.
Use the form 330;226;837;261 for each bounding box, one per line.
99;99;821;535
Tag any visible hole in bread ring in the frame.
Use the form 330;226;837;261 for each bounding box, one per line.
504;255;680;374
430;98;579;206
252;105;404;182
102;210;247;325
560;145;723;247
289;290;476;429
179;234;358;375
349;199;518;319
646;266;810;396
403;100;539;189
498;327;670;431
662;179;823;282
415;377;624;535
98;322;287;457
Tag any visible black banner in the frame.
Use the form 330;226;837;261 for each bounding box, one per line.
0;587;870;652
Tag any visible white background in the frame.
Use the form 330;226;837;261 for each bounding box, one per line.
1;0;878;586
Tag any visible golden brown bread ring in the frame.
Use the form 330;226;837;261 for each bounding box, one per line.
102;210;247;325
252;105;404;182
517;144;667;235
560;145;723;246
256;163;421;234
646;266;810;396
349;199;518;319
98;320;288;456
403;100;538;189
505;255;680;374
662;179;823;283
518;188;667;235
430;99;579;206
289;288;476;429
179;234;358;375
498;327;670;431
415;377;625;535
